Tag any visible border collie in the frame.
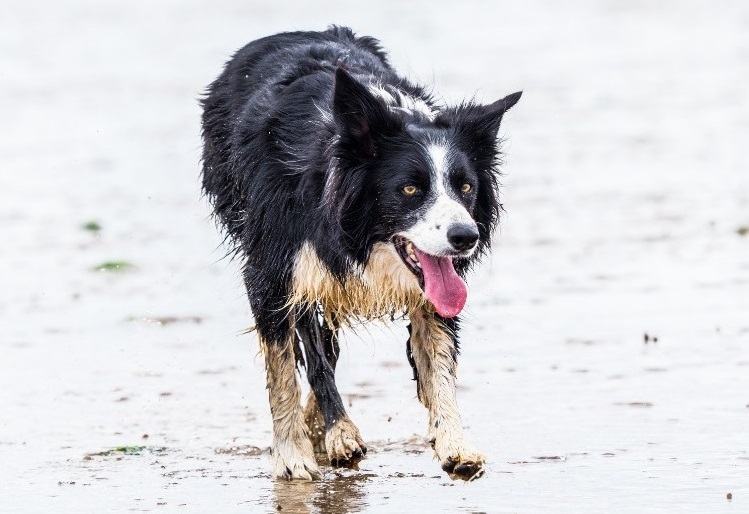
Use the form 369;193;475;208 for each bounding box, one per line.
201;26;520;481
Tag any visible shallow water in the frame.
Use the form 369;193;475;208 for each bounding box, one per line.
2;1;748;512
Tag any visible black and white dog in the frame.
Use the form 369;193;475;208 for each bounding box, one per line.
201;26;520;481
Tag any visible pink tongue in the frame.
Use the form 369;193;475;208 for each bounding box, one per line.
413;248;468;318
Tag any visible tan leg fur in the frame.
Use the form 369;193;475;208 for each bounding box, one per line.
302;392;327;456
409;309;485;480
325;416;366;466
262;337;321;480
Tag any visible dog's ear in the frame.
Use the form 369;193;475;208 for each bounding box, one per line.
333;68;396;157
474;91;522;137
438;91;522;139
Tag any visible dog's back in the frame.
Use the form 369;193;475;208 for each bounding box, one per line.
202;27;397;241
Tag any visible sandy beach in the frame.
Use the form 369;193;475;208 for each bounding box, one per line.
1;1;748;512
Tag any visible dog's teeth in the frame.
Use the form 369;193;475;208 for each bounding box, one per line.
406;242;417;261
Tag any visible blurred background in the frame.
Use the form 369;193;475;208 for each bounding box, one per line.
1;1;747;512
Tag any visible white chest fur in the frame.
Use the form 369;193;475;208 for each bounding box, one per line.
290;242;426;323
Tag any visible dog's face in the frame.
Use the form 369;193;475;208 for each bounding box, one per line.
328;69;520;317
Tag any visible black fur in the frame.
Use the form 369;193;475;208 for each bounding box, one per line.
294;305;346;429
201;26;520;472
202;27;518;318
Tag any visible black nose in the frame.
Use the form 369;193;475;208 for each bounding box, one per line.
447;224;479;252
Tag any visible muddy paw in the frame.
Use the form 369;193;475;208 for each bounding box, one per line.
325;417;367;468
272;438;322;480
440;451;486;481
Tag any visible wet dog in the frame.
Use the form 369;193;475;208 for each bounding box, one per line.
201;26;520;481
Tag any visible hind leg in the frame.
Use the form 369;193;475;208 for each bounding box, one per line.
303;391;326;455
407;309;485;480
303;312;340;455
296;305;367;467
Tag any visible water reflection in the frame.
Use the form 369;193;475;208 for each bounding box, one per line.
269;471;371;514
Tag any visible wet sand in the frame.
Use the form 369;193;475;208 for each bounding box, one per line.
1;1;748;512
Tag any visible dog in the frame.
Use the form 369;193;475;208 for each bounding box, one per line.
201;26;520;481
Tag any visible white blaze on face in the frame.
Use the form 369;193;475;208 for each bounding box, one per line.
400;143;477;256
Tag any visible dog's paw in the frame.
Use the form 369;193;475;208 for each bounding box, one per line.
434;442;486;481
272;438;322;480
441;453;485;481
325;417;367;468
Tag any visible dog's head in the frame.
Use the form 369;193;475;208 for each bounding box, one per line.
326;69;521;318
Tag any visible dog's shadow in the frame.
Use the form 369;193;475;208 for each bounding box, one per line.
270;470;372;514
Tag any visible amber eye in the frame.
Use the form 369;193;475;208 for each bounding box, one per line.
402;185;418;195
461;183;472;194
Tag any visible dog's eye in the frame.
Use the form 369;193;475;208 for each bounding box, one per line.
402;185;418;196
461;183;472;194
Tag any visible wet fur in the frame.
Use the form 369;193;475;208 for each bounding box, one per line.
201;26;519;480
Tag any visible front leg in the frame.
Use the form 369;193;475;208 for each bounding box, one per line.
407;309;485;480
261;334;321;480
247;272;320;480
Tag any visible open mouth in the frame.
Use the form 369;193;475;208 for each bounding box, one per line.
393;236;423;284
392;236;468;318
